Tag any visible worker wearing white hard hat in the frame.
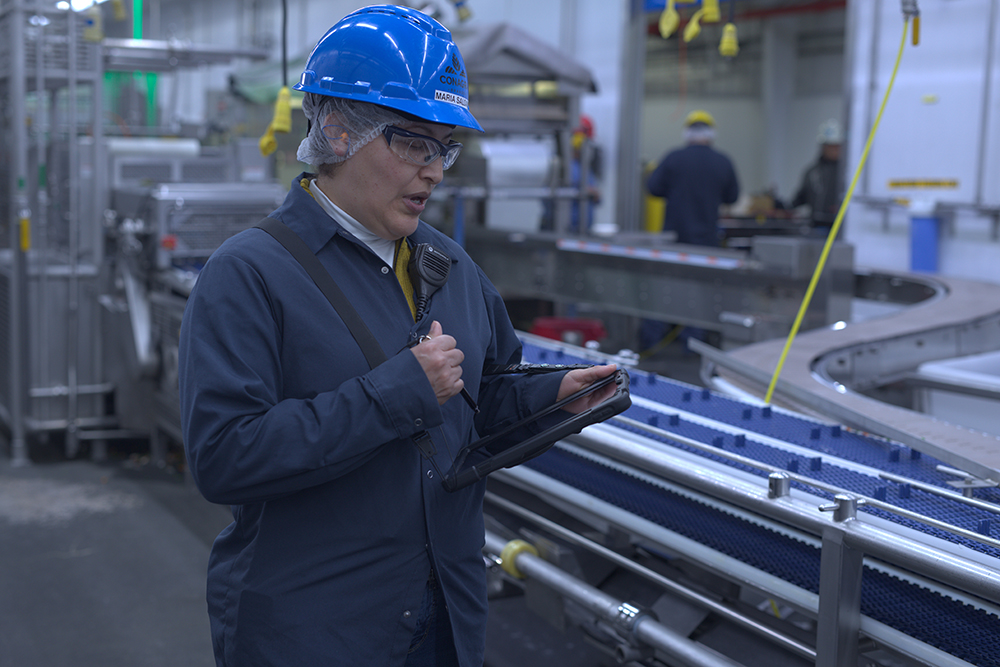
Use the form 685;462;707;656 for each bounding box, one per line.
792;119;843;233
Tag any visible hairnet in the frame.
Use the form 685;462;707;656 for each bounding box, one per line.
296;94;410;167
684;126;715;143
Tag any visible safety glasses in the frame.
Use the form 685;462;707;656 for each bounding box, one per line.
382;126;463;170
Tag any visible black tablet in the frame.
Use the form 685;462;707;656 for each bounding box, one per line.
442;368;631;492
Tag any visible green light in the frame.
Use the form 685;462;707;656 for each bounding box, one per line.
132;0;142;39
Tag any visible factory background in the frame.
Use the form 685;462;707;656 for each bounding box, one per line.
152;0;1000;281
3;1;1000;667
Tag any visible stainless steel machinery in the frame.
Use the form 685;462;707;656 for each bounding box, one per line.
430;22;600;239
104;180;287;461
1;3;105;462
0;1;270;461
464;229;855;347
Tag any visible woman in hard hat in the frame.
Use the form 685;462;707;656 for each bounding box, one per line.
178;5;615;667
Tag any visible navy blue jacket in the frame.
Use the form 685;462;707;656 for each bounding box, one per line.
178;174;564;666
647;143;740;247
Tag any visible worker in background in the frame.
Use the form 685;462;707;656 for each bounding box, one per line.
641;110;738;353
646;109;740;247
792;119;843;236
570;115;602;233
178;6;615;667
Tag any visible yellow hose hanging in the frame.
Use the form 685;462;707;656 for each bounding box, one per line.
684;7;705;43
763;18;912;405
659;0;679;39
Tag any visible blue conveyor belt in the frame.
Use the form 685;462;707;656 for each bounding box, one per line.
520;341;1000;666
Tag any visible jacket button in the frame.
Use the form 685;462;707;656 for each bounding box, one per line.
426;470;434;479
414;418;423;427
381;266;390;274
403;610;411;618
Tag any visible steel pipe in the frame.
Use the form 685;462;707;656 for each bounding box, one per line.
616;413;1000;550
9;0;30;466
484;531;748;667
485;491;818;661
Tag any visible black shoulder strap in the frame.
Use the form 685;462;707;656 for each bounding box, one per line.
255;217;388;369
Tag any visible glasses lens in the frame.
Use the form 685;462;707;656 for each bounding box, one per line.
441;143;462;170
386;128;462;170
404;137;440;166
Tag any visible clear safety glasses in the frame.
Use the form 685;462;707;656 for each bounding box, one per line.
382;126;463;170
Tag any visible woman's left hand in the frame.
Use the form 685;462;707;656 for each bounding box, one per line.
557;364;618;414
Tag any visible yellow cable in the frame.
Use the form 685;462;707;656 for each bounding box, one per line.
639;324;685;360
764;18;911;405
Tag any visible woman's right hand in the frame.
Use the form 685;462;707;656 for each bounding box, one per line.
409;320;465;405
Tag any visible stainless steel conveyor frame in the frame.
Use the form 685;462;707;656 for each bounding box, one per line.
485;419;1000;667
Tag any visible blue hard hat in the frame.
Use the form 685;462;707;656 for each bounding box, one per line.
294;5;483;132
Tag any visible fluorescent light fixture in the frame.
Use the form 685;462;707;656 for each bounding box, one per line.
65;0;110;10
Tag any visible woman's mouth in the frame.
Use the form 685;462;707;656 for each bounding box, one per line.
404;193;428;213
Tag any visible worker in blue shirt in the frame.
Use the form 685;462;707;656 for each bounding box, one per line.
177;6;615;667
647;110;740;247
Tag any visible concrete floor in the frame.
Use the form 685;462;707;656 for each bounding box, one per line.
0;443;232;667
0;440;623;667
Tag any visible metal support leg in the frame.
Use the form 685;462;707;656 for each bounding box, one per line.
816;495;865;667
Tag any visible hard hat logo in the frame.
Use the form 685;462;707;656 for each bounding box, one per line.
439;51;469;100
438;75;468;88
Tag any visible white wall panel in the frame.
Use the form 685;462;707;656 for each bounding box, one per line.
845;0;1000;283
858;1;993;206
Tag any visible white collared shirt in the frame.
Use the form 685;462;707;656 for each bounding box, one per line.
309;179;396;267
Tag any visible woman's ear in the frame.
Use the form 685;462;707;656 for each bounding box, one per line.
321;113;351;157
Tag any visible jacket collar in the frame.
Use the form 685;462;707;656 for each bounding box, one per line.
275;172;454;262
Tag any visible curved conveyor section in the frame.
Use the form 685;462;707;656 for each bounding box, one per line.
696;270;1000;482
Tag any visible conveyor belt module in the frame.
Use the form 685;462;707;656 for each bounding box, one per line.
500;335;1000;667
